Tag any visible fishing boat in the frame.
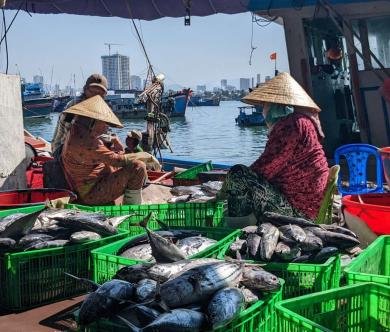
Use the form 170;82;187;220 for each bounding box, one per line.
189;95;220;107
52;95;72;112
22;83;53;118
235;106;265;126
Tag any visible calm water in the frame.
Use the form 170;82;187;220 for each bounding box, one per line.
23;101;269;165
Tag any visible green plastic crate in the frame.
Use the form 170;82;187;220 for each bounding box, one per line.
345;235;390;287
215;229;341;299
70;201;225;236
173;160;213;179
0;205;128;310
79;280;284;332
91;227;235;284
276;282;390;331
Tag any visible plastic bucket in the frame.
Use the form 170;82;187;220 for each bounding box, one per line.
0;188;77;209
379;147;390;186
342;194;390;235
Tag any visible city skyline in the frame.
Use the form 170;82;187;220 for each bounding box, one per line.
0;11;288;90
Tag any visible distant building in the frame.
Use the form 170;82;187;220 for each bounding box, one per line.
265;76;271;82
240;78;250;91
251;77;255;88
101;53;130;90
227;85;236;92
256;74;261;85
33;75;44;84
130;75;142;90
213;87;221;93
221;79;227;90
197;85;206;92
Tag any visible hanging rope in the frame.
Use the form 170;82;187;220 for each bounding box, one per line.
2;9;8;74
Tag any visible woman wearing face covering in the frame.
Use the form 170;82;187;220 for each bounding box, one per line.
224;72;328;222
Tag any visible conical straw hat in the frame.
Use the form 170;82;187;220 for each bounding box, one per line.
64;95;123;128
242;72;321;112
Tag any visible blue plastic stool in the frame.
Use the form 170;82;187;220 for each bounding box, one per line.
334;144;384;196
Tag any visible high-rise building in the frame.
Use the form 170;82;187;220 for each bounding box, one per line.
256;74;261;85
33;75;44;85
251;77;254;88
130;75;142;90
101;53;130;90
227;85;236;92
221;79;227;90
239;78;250;91
197;85;206;92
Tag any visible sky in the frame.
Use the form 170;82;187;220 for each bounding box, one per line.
0;10;289;90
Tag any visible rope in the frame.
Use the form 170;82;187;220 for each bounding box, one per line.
1;8;8;74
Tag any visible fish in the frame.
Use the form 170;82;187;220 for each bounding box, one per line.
78;279;136;325
278;224;306;244
0;209;44;239
241;265;280;292
242;226;258;234
135;279;157;302
120;244;153;261
207;287;244;329
241;287;260;304
168;195;191;203
134;305;161;326
274;242;301;261
140;213;186;263
0;237;16;250
300;230;323;252
258;223;279;261
305;227;360;249
228;238;247;259
201;181;223;195
170;186;204;196
70;231;101;243
319;224;357;238
246;233;261;259
132;309;207;332
147;258;220;283
18;233;55;247
114;264;151;283
291;254;311;263
160;262;242;308
107;215;133;228
176;236;217;257
263;212;319;228
311;247;338;263
55;212;117;236
24;239;69;251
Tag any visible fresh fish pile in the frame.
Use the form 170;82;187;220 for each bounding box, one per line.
117;213;218;262
168;181;223;203
0;208;130;253
227;212;360;264
75;259;280;331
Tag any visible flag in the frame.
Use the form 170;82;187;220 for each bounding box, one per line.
270;52;277;60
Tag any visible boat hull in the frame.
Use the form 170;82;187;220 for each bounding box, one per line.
23;98;53;118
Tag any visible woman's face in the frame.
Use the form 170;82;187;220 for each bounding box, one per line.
93;120;109;135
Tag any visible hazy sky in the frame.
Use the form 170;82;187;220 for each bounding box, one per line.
0;10;289;89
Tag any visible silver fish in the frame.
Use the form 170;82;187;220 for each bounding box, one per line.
136;279;157;302
24;239;69;251
114;264;151;283
0;209;44;239
246;233;261;259
208;287;244;329
70;231;101;243
0;237;16;249
241;266;280;292
18;233;54;246
107;215;133;228
160;262;242;308
305;227;360;249
311;247;338;263
278;224;306;244
170;186;204;196
258;223;279;261
176;236;217;257
134;305;161;326
120;244;153;261
241;287;260;304
319;224;357;238
274;242;301;261
300;230;323;252
264;212;318;228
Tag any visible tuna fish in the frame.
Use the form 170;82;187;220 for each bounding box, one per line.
114;264;151;283
263;212;319;228
0;237;16;250
207;287;244;329
311;247;339;263
274;242;301;261
0;209;44;239
18;233;54;246
300;230;323;252
278;224;306;244
24;239;69;251
319;224;357;238
134;305;161;326
305;227;360;249
241;287;260;304
246;233;261;259
70;231;101;243
258;223;279;261
135;279;157;302
120;244;153;261
176;236;217;257
241;266;280;292
160;262;242;308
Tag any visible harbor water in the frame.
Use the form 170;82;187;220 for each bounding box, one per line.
23;101;269;165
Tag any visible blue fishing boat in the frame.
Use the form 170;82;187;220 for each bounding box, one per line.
161;89;192;117
189;95;220;107
22;83;53;118
235;106;266;126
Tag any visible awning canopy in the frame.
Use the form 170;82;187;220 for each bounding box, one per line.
3;0;369;20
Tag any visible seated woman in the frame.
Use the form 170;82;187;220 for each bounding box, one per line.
224;72;328;222
61;95;147;206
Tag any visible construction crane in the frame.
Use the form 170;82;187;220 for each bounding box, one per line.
104;43;122;56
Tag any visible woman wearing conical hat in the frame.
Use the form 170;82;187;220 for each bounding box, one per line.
61;95;148;205
224;73;328;222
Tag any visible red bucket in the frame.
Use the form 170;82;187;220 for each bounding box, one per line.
342;193;390;235
0;188;77;209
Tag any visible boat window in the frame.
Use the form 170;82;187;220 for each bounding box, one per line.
352;16;390;70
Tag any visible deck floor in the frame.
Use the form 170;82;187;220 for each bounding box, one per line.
0;296;84;332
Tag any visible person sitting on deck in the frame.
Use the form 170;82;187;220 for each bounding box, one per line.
51;74;108;159
125;130;144;153
61;95;147;206
223;72;328;222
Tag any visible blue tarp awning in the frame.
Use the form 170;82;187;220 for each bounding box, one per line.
3;0;369;20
